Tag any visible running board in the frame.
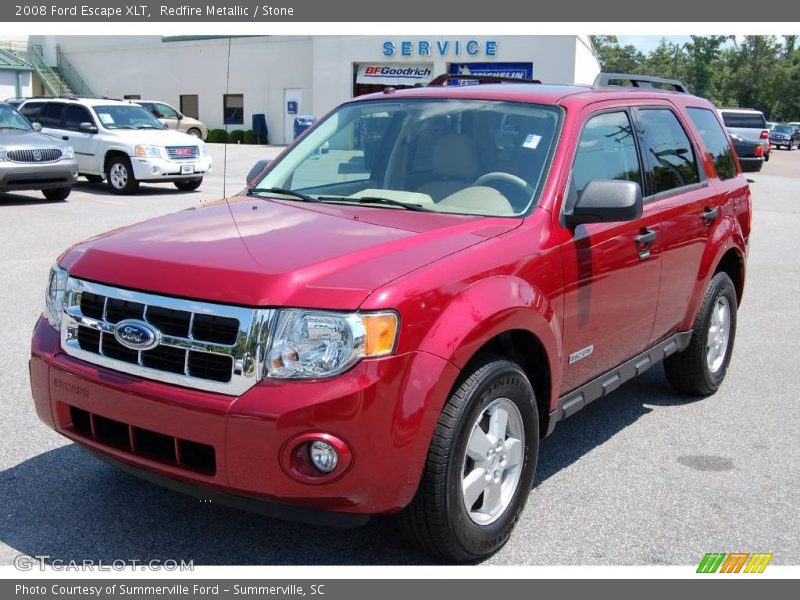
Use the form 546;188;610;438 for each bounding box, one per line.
546;331;693;436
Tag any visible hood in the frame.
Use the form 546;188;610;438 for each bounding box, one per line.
60;196;520;309
105;128;203;146
0;129;70;149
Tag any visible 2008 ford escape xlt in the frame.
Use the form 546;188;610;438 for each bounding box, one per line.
30;73;750;562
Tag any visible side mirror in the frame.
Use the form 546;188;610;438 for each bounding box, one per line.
79;122;98;134
247;159;271;185
564;179;643;227
176;112;184;120
32;122;42;132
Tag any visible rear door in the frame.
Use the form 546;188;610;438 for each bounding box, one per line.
637;105;717;341
557;106;663;393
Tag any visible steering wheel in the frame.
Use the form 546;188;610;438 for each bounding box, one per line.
473;172;536;197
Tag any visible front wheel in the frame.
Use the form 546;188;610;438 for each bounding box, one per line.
664;272;738;396
399;357;539;562
174;178;202;191
84;174;103;183
186;128;202;138
106;156;139;194
42;187;71;201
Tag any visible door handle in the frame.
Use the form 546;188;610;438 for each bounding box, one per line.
702;207;719;223
62;136;69;141
635;229;657;245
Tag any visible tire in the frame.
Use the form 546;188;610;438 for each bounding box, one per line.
42;187;70;201
174;178;202;191
84;174;103;183
186;128;202;138
664;272;737;396
399;356;539;562
106;156;139;194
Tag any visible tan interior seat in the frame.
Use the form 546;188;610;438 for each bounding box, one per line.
416;134;479;201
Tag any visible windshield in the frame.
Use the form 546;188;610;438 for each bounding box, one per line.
774;125;793;133
93;105;165;130
252;99;561;216
0;105;32;130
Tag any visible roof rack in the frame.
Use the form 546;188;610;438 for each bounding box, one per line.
428;73;542;87
593;73;689;93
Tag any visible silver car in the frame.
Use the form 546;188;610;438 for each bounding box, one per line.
0;102;78;201
718;108;771;161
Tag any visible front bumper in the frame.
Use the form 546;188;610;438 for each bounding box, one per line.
30;317;459;517
130;155;212;182
0;159;78;192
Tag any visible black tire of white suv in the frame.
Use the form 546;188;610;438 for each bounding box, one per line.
400;356;539;562
174;178;203;192
106;156;140;194
664;271;738;396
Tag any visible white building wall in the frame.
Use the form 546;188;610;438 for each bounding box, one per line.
31;35;600;139
0;70;31;99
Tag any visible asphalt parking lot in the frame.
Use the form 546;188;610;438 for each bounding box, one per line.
1;144;798;566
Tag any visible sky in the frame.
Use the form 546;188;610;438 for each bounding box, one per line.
618;36;693;53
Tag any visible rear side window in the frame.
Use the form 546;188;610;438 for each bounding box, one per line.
40;103;66;128
638;109;700;195
687;108;737;181
720;112;766;129
63;105;94;131
571;111;642;197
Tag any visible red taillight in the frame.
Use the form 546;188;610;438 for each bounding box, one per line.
755;145;764;157
760;130;769;139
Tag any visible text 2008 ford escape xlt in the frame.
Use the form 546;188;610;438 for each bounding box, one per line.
30;73;750;562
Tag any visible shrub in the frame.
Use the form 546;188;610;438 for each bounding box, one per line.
207;129;228;143
243;129;259;144
228;129;246;144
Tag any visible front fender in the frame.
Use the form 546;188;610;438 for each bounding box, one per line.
416;275;562;412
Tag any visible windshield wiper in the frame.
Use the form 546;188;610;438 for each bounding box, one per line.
246;187;319;203
135;125;163;129
317;195;433;212
0;126;28;130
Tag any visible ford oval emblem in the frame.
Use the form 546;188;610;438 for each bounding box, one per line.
113;319;160;351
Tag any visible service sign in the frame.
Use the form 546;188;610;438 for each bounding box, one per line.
356;64;435;86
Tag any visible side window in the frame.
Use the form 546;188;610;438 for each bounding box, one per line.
40;104;65;129
686;107;737;181
139;102;156;114
571;111;641;198
19;102;44;123
637;108;700;194
156;103;179;119
62;105;93;131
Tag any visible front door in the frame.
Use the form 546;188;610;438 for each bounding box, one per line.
557;108;662;393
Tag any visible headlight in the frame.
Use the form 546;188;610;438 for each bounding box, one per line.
0;147;7;161
45;265;68;330
265;310;398;379
198;144;206;156
134;144;163;158
62;146;75;159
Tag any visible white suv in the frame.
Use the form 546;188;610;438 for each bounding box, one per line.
18;97;212;194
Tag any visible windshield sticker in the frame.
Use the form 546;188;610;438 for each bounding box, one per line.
98;113;115;125
522;133;542;149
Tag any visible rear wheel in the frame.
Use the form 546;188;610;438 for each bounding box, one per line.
664;272;737;396
174;178;202;191
399;356;539;562
42;187;70;201
106;156;139;194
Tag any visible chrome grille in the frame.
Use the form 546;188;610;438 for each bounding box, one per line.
7;148;62;163
60;278;273;395
165;146;199;160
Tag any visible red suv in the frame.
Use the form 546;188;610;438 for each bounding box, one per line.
30;73;750;562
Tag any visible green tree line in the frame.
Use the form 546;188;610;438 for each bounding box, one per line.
590;35;800;121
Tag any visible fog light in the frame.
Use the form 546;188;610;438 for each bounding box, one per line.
309;441;338;473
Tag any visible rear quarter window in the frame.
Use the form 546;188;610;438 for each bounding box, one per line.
687;108;737;181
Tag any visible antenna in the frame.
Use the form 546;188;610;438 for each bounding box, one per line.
222;35;232;198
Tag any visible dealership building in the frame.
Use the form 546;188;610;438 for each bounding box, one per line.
4;35;600;144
